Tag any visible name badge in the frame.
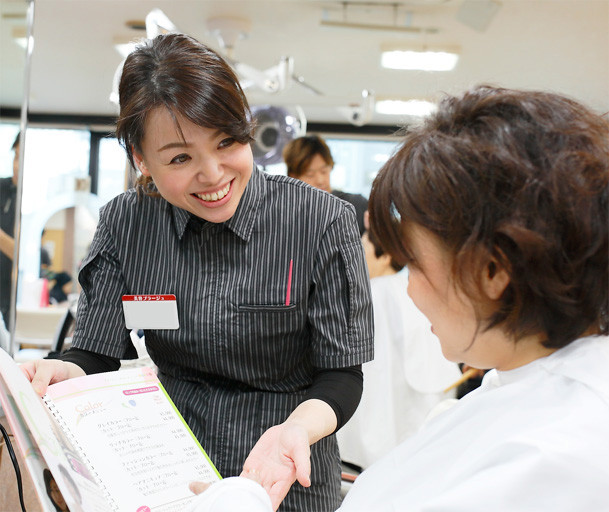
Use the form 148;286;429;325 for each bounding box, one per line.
122;294;179;330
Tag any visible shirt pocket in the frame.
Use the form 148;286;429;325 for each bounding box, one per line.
224;301;308;381
235;302;303;340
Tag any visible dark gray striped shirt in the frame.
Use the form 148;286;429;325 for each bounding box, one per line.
72;166;374;511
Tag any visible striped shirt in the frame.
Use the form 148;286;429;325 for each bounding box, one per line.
72;166;374;511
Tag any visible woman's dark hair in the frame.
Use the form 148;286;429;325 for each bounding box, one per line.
369;85;609;349
282;134;334;177
116;33;255;192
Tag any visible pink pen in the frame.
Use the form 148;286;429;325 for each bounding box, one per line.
285;259;293;306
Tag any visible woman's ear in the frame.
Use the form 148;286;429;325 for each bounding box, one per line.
132;148;150;177
482;257;510;300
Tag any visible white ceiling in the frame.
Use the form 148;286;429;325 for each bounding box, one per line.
1;0;608;128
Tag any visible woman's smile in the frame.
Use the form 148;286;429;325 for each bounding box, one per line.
193;180;233;206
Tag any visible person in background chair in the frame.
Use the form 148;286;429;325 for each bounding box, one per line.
0;133;20;329
283;135;368;235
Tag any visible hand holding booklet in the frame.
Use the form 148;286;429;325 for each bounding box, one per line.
0;348;220;512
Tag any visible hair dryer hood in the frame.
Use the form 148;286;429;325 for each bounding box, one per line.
251;105;306;167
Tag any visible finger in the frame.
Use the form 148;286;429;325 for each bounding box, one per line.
29;362;56;396
268;481;292;512
188;481;212;495
29;361;65;396
19;362;36;382
290;444;311;488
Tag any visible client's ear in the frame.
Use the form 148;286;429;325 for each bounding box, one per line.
482;257;510;300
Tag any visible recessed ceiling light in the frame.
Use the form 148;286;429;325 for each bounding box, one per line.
375;99;437;117
381;49;459;71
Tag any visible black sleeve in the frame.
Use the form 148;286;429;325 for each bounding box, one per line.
54;347;121;375
303;364;363;433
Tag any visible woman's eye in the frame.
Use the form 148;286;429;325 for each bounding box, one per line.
170;154;190;164
219;137;235;149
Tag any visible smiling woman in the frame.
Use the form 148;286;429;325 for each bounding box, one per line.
132;108;253;224
20;32;373;512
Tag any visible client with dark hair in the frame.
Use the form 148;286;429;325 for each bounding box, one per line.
187;84;609;511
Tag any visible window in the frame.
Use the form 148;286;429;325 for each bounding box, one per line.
325;137;399;198
20;128;91;215
96;136;128;205
263;136;399;198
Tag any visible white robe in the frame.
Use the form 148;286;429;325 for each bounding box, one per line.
188;335;609;512
336;270;461;468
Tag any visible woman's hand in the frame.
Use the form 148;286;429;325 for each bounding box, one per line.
20;359;85;396
241;398;337;511
240;422;311;511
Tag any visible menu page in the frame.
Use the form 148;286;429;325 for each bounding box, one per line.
0;348;112;512
44;367;221;512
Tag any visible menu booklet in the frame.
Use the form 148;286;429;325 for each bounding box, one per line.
0;348;220;512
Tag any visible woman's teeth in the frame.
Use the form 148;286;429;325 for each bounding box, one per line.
196;183;230;202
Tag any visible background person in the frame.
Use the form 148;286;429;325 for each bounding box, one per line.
336;221;461;470
283;135;368;235
0;133;20;328
186;84;609;511
21;33;373;512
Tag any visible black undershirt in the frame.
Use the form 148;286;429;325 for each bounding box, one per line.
57;348;362;432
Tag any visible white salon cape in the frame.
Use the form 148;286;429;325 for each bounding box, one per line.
337;270;461;468
187;335;609;512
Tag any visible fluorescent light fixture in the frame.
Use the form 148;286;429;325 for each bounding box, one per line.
381;50;459;71
375;99;437;117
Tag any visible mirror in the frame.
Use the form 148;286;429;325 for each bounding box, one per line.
27;198;101;304
0;0;34;355
13;169;104;350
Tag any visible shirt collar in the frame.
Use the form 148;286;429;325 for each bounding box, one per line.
171;203;192;240
169;164;264;242
224;165;264;242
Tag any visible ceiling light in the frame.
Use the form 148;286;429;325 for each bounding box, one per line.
381;49;459;71
375;99;437;117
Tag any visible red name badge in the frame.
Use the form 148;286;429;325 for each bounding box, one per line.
121;294;179;330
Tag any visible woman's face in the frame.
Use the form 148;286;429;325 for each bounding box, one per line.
134;107;253;224
405;224;522;370
299;153;332;193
